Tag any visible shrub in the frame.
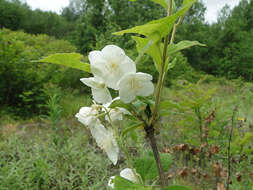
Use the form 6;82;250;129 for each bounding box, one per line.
0;29;86;118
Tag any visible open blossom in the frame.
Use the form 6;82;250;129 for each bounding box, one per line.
80;77;112;104
75;105;100;127
88;45;136;90
117;72;154;103
90;122;119;165
108;168;139;189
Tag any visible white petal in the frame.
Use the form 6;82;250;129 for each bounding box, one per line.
108;176;115;189
136;80;154;97
106;138;119;165
90;123;119;165
120;168;139;183
118;72;154;103
105;70;123;90
80;77;104;89
119;87;136;103
88;50;107;78
102;45;126;63
118;73;137;103
135;72;154;96
75;106;99;126
120;56;136;75
105;56;136;90
135;72;153;81
91;87;112;104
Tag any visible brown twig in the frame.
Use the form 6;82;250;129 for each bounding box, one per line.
144;124;166;188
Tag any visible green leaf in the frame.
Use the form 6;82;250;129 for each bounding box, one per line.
113;0;197;42
114;176;151;190
164;185;192;190
132;36;162;71
167;40;206;55
122;123;143;138
37;53;91;73
134;152;173;182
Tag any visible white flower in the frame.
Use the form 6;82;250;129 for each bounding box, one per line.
88;45;136;90
75;105;99;127
90;122;119;165
117;72;154;103
120;168;139;183
108;168;139;189
80;77;112;104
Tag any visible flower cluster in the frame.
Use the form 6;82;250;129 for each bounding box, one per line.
82;45;154;104
76;45;154;165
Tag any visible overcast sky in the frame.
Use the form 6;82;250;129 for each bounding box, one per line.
25;0;241;23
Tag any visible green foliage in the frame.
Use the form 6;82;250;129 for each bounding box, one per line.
0;29;81;117
38;53;91;73
134;152;173;182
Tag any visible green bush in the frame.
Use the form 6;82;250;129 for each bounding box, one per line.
0;29;88;118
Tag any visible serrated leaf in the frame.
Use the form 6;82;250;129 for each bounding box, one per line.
114;176;151;190
122;123;143;138
167;40;205;55
37;53;91;73
164;185;192;190
134;152;173;182
113;0;196;42
132;36;162;71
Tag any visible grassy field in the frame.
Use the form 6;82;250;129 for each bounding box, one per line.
0;78;253;189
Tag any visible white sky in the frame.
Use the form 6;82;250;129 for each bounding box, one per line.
25;0;241;23
203;0;240;23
